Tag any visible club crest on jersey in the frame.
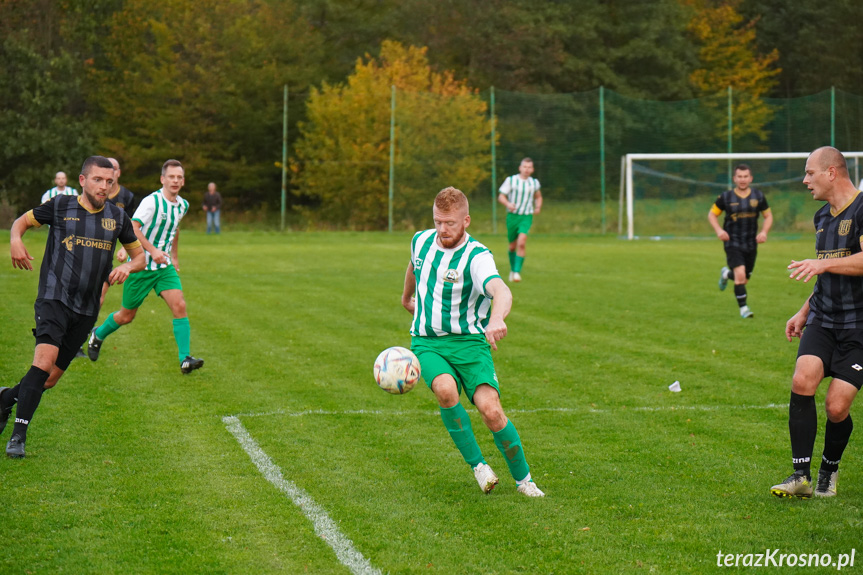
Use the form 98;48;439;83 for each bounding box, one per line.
414;257;423;268
750;199;759;208
62;235;75;252
101;218;116;231
444;269;460;283
839;219;852;236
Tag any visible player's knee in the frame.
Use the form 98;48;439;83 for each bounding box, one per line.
171;298;187;318
115;309;136;325
432;376;459;408
791;371;820;395
825;400;850;423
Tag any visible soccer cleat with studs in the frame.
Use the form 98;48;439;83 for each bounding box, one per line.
473;462;499;494
6;434;25;458
180;356;204;374
718;266;730;291
87;330;103;361
0;388;13;436
740;305;753;319
770;470;812;499
814;469;838;497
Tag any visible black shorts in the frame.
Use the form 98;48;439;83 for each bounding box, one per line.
724;245;757;278
797;324;863;390
33;299;98;371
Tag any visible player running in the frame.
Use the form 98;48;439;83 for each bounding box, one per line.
87;159;204;375
498;158;542;283
708;163;773;318
1;156;144;457
402;186;544;497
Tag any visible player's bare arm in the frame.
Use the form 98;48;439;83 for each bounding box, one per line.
707;210;729;242
132;220;168;265
107;245;146;285
756;209;773;243
785;295;812;342
533;190;543;215
497;193;516;213
172;229;180;271
484;277;512;350
789;247;863;282
9;214;37;270
401;263;416;314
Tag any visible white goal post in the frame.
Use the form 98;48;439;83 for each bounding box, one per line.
620;152;863;240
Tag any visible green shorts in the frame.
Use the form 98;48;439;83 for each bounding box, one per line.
506;213;534;243
411;334;500;403
122;265;183;310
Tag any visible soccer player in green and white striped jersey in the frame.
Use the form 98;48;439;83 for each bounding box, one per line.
41;171;78;203
498;158;542;283
401;186;544;497
88;159;204;375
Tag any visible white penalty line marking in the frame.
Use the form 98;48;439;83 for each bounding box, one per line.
231;403;789;419
222;415;383;575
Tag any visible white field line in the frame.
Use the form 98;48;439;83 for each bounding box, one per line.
222;415;383;575
231;403;788;419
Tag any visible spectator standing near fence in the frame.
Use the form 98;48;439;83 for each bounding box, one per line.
203;182;222;234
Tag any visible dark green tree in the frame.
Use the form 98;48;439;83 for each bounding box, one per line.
0;0;94;216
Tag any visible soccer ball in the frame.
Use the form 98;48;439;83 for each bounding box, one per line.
373;346;421;394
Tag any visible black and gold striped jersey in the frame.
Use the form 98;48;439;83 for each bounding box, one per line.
712;188;770;250
808;191;863;328
26;195;140;316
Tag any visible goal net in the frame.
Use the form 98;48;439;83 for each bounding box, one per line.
619;152;863;239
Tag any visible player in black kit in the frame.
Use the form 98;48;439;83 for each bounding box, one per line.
0;156;145;458
708;164;773;318
772;146;863;498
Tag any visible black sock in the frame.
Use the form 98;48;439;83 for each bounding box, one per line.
789;391;816;475
0;384;19;408
734;284;747;307
821;415;853;473
11;366;49;439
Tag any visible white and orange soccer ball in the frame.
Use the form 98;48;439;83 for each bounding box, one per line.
373;346;421;394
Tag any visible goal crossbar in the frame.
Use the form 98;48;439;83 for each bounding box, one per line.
620;151;863;239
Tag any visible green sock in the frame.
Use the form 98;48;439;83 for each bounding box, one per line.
95;312;121;340
172;317;191;361
513;255;525;273
508;250;515;269
440;404;484;468
493;420;530;482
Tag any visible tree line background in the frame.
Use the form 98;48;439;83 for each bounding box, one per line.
2;0;861;229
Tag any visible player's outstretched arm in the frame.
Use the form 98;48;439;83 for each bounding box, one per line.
108;245;145;285
401;263;416;314
484;277;512;350
10;214;37;270
789;250;863;281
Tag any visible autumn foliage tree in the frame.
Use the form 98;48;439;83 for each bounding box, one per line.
684;0;780;147
91;0;321;204
292;41;490;230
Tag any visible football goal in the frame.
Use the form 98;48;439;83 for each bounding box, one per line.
619;152;863;240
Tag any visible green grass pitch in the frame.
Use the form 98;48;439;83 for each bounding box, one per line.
0;229;860;573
